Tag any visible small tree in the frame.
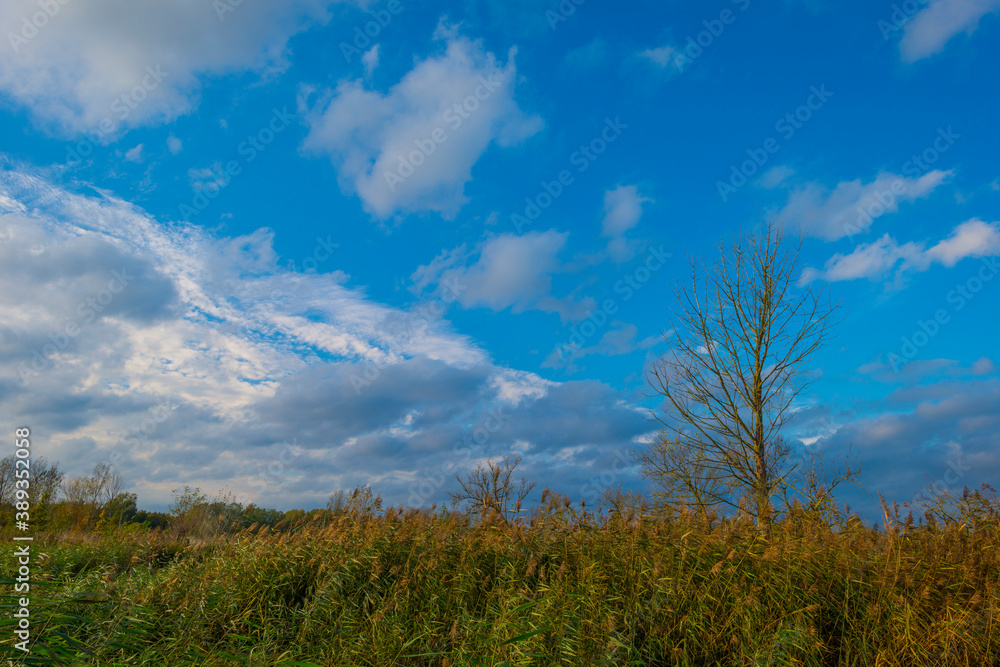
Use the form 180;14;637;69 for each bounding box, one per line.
91;463;124;507
599;482;649;523
327;489;350;515
169;485;208;517
102;491;138;528
60;463;123;527
0;456;62;529
644;217;840;532
326;485;382;519
168;485;212;538
349;485;381;515
205;489;244;533
449;454;536;526
635;432;730;520
912;482;1000;531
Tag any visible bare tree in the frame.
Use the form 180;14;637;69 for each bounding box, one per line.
0;456;62;505
644;217;839;532
31;458;65;506
0;456;15;509
327;489;350;515
635;433;730;520
103;492;138;528
0;456;62;526
62;476;91;505
449;454;536;526
60;463;124;525
91;463;124;506
599;482;649;521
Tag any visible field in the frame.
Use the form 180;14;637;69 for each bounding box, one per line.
2;497;998;666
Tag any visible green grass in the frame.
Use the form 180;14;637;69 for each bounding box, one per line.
1;506;998;666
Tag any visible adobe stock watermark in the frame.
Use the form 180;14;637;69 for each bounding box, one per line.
888;255;998;371
339;0;406;63
17;268;133;382
406;403;510;508
64;65;170;169
213;0;244;21
178;106;295;221
717;85;833;202
7;0;72;53
349;276;467;395
546;0;586;30
551;244;671;365
511;117;628;233
845;127;959;239
382;73;504;192
876;0;930;41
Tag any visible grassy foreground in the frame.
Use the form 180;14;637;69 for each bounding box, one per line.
1;503;998;666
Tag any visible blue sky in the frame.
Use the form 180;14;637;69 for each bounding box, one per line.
1;0;998;517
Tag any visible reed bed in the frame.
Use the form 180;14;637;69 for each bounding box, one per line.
2;504;998;666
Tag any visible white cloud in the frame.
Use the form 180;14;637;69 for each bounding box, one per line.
410;231;593;321
601;185;651;238
167;135;183;155
639;45;684;72
0;0;342;137
640;45;675;67
776;170;951;240
600;184;652;263
759;165;794;189
801;234;923;283
926;218;1000;265
898;0;1000;62
362;44;380;77
802;219;1000;284
124;144;144;163
301;25;544;219
972;356;997;374
188;163;231;193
